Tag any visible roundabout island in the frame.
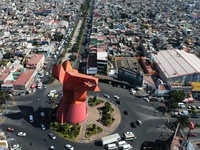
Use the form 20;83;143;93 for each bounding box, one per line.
50;96;121;143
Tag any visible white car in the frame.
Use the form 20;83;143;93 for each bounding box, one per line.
49;133;56;140
113;95;120;99
45;72;49;76
103;94;110;98
143;97;149;102
17;132;26;137
136;120;142;126
41;124;46;130
65;144;74;150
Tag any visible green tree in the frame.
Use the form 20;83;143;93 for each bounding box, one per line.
120;13;128;18
167;99;178;111
169;90;185;102
176;115;189;128
93;96;97;101
4;52;11;59
0;90;10;103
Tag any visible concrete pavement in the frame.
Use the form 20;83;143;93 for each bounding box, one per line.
76;98;121;143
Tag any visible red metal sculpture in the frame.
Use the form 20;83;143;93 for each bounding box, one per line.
52;60;100;124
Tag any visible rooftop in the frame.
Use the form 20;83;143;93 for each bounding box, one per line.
13;69;35;85
26;54;44;66
152;49;200;78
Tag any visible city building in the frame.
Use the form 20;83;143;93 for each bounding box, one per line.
26;54;45;71
151;49;200;94
13;69;36;94
115;57;144;87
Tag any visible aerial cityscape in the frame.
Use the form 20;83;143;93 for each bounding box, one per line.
0;0;200;150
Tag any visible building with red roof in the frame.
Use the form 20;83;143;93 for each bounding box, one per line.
13;69;36;92
26;54;45;71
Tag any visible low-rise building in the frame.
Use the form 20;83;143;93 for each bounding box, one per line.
13;69;36;94
26;54;45;71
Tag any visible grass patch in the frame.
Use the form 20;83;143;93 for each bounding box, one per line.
85;123;103;137
50;121;81;140
88;96;104;106
99;102;115;126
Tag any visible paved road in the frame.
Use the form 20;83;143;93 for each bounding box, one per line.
1;80;177;150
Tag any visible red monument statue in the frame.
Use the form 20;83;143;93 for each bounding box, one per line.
52;60;100;124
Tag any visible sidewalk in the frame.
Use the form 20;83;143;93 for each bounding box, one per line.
75;98;121;143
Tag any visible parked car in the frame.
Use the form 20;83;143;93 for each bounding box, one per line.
29;115;34;123
49;133;56;140
136;120;142;126
40;112;45;120
103;94;110;98
113;95;120;99
188;133;197;137
65;144;74;150
7;127;14;132
17;132;26;137
41;124;46;130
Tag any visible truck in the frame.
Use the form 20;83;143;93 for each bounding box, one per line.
101;133;121;146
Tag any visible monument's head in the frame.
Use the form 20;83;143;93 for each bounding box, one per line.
52;60;100;92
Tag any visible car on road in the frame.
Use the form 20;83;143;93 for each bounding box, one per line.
136;120;142;126
131;122;137;128
143;97;149;102
124;110;128;115
17;132;26;137
65;144;74;150
43;85;47;89
103;94;110;98
45;72;49;76
188;133;197;137
7;127;14;132
190;113;200;118
49;146;55;150
41;124;46;130
113;95;120;99
49;133;56;140
116;101;121;104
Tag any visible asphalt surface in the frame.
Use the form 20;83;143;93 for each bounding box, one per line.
1;80;177;150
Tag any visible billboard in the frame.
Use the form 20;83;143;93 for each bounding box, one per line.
191;82;200;91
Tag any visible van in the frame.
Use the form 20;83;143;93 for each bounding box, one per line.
48;90;57;97
29;115;34;123
178;102;186;109
107;143;118;150
121;144;132;150
118;141;127;148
